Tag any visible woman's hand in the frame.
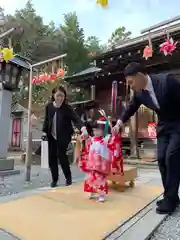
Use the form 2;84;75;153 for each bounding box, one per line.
80;126;88;139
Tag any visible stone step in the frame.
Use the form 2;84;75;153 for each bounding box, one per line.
105;195;167;240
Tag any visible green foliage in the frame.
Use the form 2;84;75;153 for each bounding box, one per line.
108;26;131;46
60;12;90;75
86;36;102;55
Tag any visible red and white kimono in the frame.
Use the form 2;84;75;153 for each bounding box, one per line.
108;134;124;175
80;136;111;195
78;134;123;195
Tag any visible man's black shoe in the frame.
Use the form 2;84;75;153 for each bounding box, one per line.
156;198;180;207
156;200;177;215
51;181;58;188
156;199;164;206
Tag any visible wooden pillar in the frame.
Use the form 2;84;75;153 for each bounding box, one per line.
130;89;140;159
90;85;96;100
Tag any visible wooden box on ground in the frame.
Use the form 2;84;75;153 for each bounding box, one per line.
107;165;138;192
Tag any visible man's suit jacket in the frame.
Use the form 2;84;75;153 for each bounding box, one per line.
120;74;180;136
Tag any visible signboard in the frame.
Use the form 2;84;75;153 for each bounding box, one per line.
148;122;157;139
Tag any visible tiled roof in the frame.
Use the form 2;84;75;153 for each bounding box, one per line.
9;55;32;69
65;66;101;80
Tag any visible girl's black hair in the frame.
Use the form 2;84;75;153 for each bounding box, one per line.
51;85;67;103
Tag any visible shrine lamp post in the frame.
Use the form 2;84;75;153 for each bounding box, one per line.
0;11;26;173
0;57;30;172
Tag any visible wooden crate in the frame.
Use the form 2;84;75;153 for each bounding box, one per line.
107;165;137;192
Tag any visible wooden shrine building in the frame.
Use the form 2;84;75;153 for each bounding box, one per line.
66;16;180;143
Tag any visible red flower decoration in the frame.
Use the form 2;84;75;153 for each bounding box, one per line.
39;73;48;83
32;76;38;84
56;68;65;78
160;38;178;56
48;72;56;81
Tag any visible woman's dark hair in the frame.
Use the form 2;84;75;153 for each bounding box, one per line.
51;85;67;103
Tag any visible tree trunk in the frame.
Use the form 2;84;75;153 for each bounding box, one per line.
130;90;140;159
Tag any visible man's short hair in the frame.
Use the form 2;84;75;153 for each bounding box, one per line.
124;62;146;77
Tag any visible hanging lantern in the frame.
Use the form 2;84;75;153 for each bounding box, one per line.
56;68;65;78
143;45;153;60
97;0;108;8
39;73;48;83
160;38;177;56
48;72;56;81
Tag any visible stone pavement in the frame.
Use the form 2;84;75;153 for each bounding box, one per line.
0;165;84;197
0;229;19;240
150;206;180;240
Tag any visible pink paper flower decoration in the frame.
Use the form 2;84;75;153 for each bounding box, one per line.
159;38;178;56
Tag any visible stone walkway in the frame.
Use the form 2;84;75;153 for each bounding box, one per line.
0;229;19;240
150;206;180;240
0;165;84;197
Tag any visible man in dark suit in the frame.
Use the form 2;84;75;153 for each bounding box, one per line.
113;62;180;215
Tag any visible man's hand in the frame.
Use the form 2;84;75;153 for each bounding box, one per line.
112;120;123;135
81;126;88;139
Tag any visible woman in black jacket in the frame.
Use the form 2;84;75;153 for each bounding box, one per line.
42;85;88;188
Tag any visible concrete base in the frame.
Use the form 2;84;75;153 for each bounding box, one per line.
0;158;20;177
0;169;20;177
0;158;14;171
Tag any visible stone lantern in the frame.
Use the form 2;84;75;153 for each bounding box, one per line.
0;55;30;174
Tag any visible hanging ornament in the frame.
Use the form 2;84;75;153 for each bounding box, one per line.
143;35;153;60
97;0;108;8
160;37;177;56
56;68;65;78
32;76;38;84
48;72;56;81
39;73;48;83
143;46;153;60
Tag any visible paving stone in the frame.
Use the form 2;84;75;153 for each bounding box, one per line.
0;230;20;240
150;205;180;240
0;165;84;197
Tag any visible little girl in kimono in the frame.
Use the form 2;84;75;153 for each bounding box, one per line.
77;117;123;202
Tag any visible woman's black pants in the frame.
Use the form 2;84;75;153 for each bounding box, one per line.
48;136;71;183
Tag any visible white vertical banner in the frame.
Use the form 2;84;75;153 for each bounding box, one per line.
41;139;49;169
